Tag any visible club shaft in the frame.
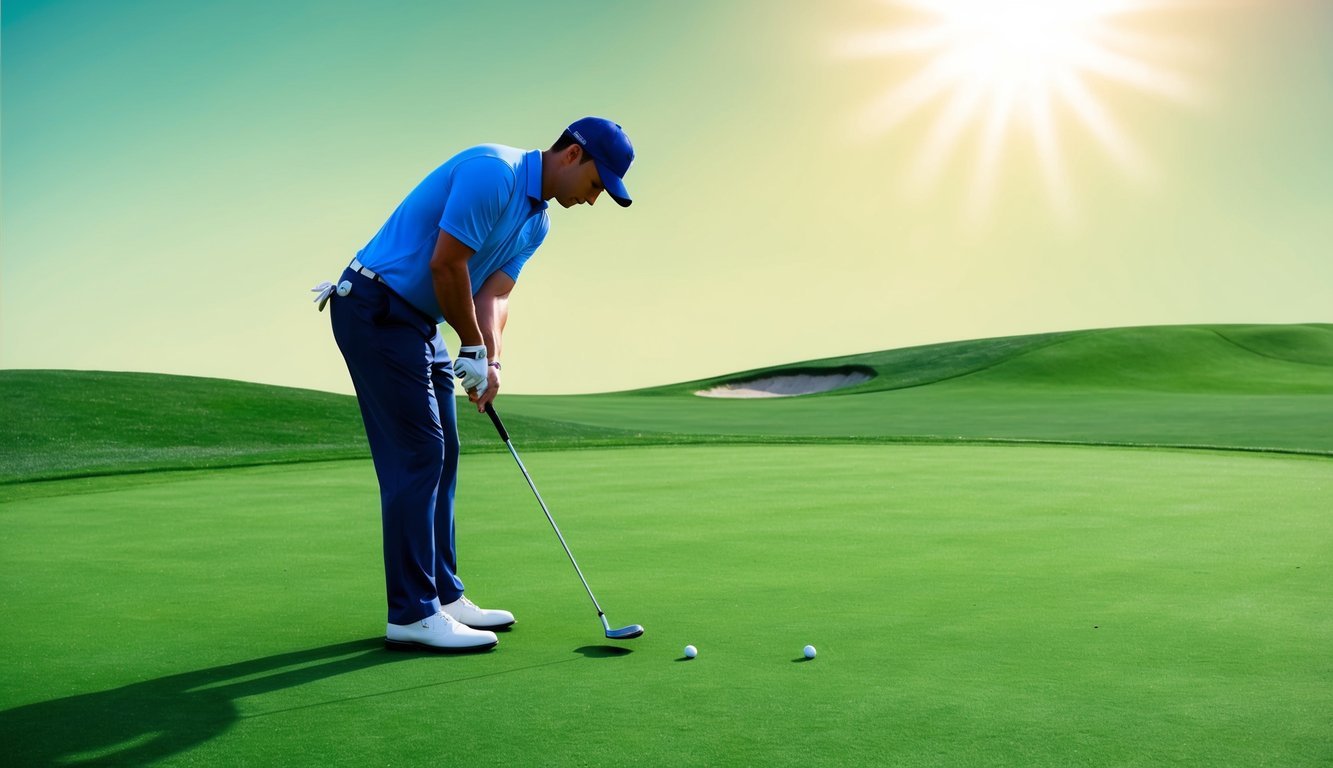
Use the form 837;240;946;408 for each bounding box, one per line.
498;434;606;617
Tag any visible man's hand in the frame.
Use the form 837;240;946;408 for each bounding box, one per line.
454;345;489;394
468;362;500;411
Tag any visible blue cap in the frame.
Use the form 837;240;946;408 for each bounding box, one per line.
567;117;635;207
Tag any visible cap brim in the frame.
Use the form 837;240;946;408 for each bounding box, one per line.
592;159;632;207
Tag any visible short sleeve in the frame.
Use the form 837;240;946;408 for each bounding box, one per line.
439;157;515;251
500;213;550;283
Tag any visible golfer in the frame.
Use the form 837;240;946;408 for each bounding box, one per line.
315;117;635;653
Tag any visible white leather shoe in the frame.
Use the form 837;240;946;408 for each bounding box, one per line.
385;610;498;653
441;596;516;630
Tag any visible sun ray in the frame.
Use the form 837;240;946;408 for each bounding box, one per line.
910;78;987;193
969;81;1019;221
1088;24;1203;62
858;50;961;135
1029;86;1074;220
841;25;955;58
1056;70;1149;180
1077;44;1197;102
839;0;1200;219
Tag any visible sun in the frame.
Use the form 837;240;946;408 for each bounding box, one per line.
840;0;1199;221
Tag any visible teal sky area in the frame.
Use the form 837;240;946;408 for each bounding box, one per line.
3;0;1331;395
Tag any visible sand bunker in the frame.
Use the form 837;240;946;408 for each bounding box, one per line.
696;370;874;398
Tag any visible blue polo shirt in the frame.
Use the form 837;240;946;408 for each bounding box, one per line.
355;145;550;323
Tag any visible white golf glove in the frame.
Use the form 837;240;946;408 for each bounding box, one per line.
310;280;351;312
454;345;489;395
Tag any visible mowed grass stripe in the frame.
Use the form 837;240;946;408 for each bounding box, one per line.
1;445;1328;766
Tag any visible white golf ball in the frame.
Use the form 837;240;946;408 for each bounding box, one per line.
803;644;817;659
684;644;698;659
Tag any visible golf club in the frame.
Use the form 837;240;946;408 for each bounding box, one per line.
484;403;644;641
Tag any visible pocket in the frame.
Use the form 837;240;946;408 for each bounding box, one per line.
341;280;388;325
382;289;434;339
330;278;389;347
368;285;391;324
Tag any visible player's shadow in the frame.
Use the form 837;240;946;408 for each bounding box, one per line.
0;638;408;766
574;644;633;658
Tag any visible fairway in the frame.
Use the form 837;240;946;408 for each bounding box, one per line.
3;444;1329;766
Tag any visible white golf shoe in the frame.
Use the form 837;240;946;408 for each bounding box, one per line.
441;596;516;630
385;610;497;654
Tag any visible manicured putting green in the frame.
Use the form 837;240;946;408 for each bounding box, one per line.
3;444;1328;766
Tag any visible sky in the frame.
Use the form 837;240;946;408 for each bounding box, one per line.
3;0;1331;395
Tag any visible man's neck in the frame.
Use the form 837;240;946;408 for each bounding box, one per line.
538;149;556;201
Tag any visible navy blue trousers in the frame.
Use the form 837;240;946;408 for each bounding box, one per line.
329;268;464;625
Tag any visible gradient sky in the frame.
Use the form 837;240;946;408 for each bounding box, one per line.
3;0;1330;395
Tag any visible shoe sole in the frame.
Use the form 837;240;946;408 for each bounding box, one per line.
384;638;498;654
463;619;515;631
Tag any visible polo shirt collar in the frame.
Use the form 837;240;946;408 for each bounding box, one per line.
524;150;548;212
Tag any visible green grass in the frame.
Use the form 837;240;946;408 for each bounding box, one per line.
4;324;1332;485
1;447;1329;766
0;371;369;483
2;323;1331;765
643;322;1333;396
505;325;1333;455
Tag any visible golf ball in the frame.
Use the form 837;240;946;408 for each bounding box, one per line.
803;645;817;659
684;644;698;659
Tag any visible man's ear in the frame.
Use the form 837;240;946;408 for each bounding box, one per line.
564;144;584;166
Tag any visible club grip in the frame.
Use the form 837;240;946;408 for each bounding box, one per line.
484;403;509;442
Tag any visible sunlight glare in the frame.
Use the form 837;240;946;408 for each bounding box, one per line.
840;0;1200;222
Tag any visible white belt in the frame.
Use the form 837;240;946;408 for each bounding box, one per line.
349;258;386;282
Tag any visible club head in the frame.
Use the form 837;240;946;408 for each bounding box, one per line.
605;624;644;640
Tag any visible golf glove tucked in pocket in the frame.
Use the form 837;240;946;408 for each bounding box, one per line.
311;280;352;312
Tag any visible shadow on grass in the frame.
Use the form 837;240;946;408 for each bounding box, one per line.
573;645;634;658
0;638;424;766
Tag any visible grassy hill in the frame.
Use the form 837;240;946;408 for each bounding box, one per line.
648;323;1333;395
508;323;1333;453
0;371;370;483
2;324;1330;484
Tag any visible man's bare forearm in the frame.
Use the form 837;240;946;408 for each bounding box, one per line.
474;295;509;361
433;260;484;348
